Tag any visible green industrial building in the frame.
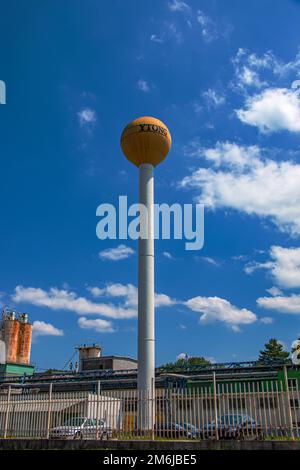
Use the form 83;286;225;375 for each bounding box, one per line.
0;362;34;378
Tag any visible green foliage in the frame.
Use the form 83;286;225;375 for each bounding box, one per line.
258;338;290;365
159;356;212;371
43;368;65;375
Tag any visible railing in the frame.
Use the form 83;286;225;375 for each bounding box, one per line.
0;360;294;385
0;377;299;440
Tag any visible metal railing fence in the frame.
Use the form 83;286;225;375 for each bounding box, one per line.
0;377;299;440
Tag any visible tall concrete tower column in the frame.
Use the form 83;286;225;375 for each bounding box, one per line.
138;163;155;429
121;116;171;431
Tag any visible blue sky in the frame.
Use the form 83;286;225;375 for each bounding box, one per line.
2;0;300;370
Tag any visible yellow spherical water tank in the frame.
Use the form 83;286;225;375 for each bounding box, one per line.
120;116;171;167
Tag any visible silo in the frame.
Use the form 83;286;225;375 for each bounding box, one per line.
2;312;20;363
0;340;5;364
17;314;32;365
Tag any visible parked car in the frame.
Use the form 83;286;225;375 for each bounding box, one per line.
179;423;201;439
154;423;195;439
201;414;263;440
50;417;112;440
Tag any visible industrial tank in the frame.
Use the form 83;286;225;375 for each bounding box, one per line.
1;312;20;363
17;314;32;365
0;311;33;365
0;340;5;364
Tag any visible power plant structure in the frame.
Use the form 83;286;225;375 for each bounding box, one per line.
121;116;171;430
0;309;34;377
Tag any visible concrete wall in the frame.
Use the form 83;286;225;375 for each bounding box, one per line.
112;358;137;371
0;438;300;450
82;357;137;371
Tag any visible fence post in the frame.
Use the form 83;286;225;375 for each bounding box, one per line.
284;365;294;439
3;385;11;439
213;372;219;440
96;380;100;438
46;383;53;439
151;377;155;441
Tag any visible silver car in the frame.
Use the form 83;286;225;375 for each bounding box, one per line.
50;417;112;440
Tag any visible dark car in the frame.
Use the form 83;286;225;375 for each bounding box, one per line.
155;423;195;439
179;423;201;439
201;414;263;440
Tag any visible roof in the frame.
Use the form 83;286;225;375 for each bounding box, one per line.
84;355;137;363
0;392;120;412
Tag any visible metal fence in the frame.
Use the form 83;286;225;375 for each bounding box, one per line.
0;376;299;440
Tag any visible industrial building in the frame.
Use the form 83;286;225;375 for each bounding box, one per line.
0;310;299;439
0;309;34;377
0;311;299;399
77;344;137;372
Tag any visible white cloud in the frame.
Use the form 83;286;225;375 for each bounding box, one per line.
232;48;300;89
99;244;135;261
192;100;203;115
257;293;300;314
202;89;225;107
246;50;278;71
232;48;271;90
181;142;300;235
88;283;137;307
176;352;188;360
87;282;176;309
201;256;221;267
78;317;115;333
150;34;163;43
185;296;257;330
165;22;183;43
196;10;217;42
155;293;176;307
276;50;300;76
12;284;256;333
77;108;97;128
236;88;300;133
12;286;136;319
244;261;273;275
231;325;241;333
151;2;194;46
163;251;173;260
260;316;274;324
246;246;300;289
238;67;267;89
137;79;150;93
87;286;104;298
184;141;261;168
32;321;64;337
266;286;283;297
168;0;190;12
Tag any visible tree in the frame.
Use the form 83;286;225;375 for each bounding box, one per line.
43;369;65;375
159;356;212;371
258;338;290;364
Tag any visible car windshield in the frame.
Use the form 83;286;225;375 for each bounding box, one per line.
63;417;86;427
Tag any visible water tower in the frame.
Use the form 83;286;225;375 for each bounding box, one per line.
121;116;171;430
